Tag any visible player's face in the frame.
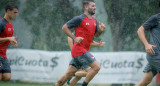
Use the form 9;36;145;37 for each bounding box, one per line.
8;8;18;20
87;2;96;15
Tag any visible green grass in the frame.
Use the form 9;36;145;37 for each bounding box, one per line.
0;81;54;86
0;81;136;86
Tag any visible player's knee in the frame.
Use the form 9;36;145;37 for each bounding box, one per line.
138;82;149;86
75;76;82;80
137;80;151;86
66;72;74;77
0;74;2;81
93;65;100;72
2;77;11;81
55;82;63;86
56;80;64;86
144;79;152;85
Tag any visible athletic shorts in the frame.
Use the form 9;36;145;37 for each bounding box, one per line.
143;46;160;76
69;51;96;69
0;56;11;73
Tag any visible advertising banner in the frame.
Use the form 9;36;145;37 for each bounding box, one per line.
7;49;147;84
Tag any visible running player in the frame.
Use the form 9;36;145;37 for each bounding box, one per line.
67;34;105;86
136;1;160;86
55;0;105;86
0;2;18;81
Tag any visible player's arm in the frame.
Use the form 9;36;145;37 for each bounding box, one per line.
0;37;18;47
137;26;155;55
0;23;17;46
62;24;75;40
0;37;17;43
91;40;105;47
62;16;84;43
62;24;83;44
138;15;158;55
95;22;106;37
67;36;73;50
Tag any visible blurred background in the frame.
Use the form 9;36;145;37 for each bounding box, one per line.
0;0;160;86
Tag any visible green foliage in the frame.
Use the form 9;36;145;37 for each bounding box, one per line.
104;0;160;51
21;0;82;51
1;0;158;51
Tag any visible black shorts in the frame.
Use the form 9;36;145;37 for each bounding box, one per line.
0;56;11;73
143;46;160;76
69;51;96;69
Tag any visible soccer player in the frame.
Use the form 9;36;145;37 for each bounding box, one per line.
0;2;18;81
67;35;105;86
136;1;160;86
55;0;106;86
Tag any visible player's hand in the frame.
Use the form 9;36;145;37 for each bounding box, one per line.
74;37;84;44
145;44;156;55
99;22;106;32
99;40;105;47
10;41;18;47
8;37;18;47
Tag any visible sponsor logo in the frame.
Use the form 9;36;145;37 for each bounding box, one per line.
8;56;59;70
86;23;90;25
8;28;11;31
99;56;144;70
0;64;2;67
91;56;95;59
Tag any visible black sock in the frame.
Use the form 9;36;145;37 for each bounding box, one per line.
82;81;88;86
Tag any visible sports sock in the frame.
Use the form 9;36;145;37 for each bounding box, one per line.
67;78;71;85
82;81;88;86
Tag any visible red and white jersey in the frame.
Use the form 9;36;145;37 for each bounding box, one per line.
0;18;14;59
66;14;99;57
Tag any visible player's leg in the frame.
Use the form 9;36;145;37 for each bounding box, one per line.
0;56;3;81
79;52;100;86
84;60;100;84
56;65;77;86
68;66;90;86
0;57;11;81
2;73;11;81
68;76;82;86
75;69;87;77
136;71;154;86
0;73;2;81
0;61;2;81
136;63;157;86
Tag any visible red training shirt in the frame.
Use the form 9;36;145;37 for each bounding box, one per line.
66;14;99;57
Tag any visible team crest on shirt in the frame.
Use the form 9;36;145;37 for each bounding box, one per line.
91;56;95;59
0;63;2;67
94;23;96;26
8;28;11;31
86;23;90;25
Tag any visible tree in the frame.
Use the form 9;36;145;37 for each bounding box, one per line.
104;0;159;51
21;0;82;51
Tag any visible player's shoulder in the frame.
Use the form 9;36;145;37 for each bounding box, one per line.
0;18;7;26
155;13;160;18
92;16;98;22
150;13;160;19
73;14;86;20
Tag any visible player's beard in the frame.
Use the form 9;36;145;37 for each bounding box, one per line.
88;8;95;16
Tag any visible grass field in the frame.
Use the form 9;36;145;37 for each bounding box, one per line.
0;81;136;86
0;82;112;86
0;83;109;86
0;82;135;86
0;82;53;86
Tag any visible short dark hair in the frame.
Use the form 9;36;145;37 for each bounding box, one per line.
5;2;18;12
159;0;160;7
83;0;95;7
